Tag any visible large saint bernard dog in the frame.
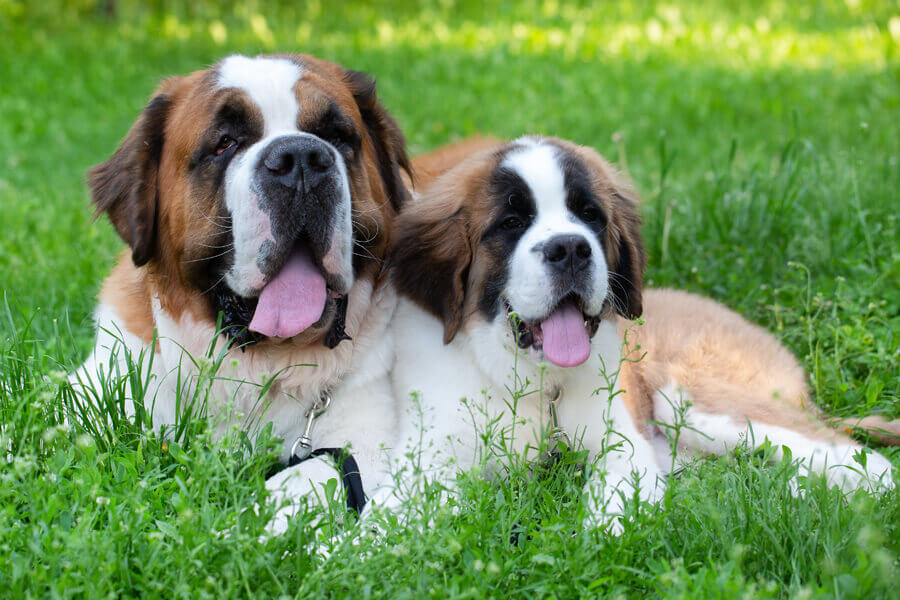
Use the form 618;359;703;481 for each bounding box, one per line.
378;136;898;529
73;54;410;532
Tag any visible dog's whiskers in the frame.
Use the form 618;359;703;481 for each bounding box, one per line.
200;272;228;296
351;245;379;262
201;214;233;233
195;241;235;250
350;204;386;217
184;248;234;264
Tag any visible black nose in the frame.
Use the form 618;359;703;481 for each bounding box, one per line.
261;136;335;193
542;234;592;273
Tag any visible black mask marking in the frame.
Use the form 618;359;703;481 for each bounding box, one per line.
210;281;262;349
324;294;352;349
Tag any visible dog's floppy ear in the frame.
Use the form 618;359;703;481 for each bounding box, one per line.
345;69;412;212
391;199;472;343
606;186;645;319
88;88;175;267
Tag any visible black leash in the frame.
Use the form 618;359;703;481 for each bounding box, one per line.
288;447;367;516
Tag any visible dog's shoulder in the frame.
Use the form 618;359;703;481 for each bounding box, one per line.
95;248;155;344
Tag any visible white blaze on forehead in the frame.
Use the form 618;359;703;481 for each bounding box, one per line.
502;142;568;218
217;55;303;135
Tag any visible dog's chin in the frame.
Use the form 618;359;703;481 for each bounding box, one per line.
503;293;601;366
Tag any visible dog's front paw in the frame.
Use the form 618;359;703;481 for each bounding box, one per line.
581;481;627;535
580;469;665;536
261;457;344;536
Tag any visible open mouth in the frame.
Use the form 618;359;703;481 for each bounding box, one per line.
210;241;351;348
505;293;600;368
247;244;329;339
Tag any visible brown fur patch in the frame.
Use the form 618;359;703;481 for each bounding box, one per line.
618;288;844;441
98;249;156;345
410;136;502;191
392;144;504;342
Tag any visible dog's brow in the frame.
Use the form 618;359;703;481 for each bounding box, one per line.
491;167;536;214
308;101;353;131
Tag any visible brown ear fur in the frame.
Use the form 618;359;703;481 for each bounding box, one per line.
573;143;646;320
391;198;472;343
88;90;174;267
345;70;412;212
607;186;645;319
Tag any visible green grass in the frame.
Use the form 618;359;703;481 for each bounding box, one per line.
1;0;899;597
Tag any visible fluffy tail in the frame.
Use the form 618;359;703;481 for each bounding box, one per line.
832;415;900;446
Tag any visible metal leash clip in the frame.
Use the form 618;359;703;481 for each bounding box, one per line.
290;394;332;461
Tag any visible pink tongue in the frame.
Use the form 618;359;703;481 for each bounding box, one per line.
539;302;591;368
248;247;327;339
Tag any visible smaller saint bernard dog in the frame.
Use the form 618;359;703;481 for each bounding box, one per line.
72;54;411;532
377;136;897;530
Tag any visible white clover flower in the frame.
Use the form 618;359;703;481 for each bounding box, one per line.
48;370;68;384
13;456;35;476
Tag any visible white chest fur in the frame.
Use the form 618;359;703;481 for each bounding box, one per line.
75;278;399;465
385;298;663;528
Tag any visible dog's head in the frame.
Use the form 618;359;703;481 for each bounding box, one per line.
90;54;410;346
392;136;643;368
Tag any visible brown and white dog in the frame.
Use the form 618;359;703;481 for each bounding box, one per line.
73;54;410;532
375;136;897;530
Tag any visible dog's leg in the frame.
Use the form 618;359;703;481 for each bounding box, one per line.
365;406;475;521
557;381;665;533
378;320;500;521
652;384;895;492
263;457;349;536
365;458;461;523
69;303;165;425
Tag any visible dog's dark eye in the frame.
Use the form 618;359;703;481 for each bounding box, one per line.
500;215;526;231
214;136;238;156
580;204;601;223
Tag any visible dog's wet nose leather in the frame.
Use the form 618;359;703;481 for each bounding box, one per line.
262;136;336;194
542;234;592;273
